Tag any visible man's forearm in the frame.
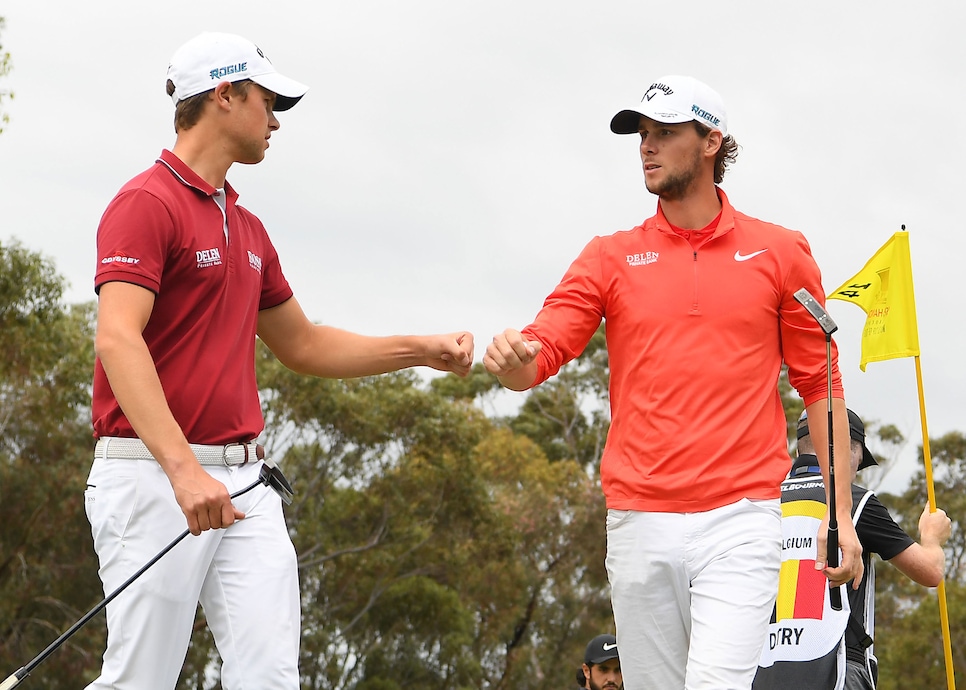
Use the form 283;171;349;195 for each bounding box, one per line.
97;333;195;473
804;398;853;516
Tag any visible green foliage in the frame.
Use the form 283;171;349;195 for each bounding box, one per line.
0;17;12;134
870;430;966;685
778;364;804;451
874;577;964;690
509;325;610;469
877;423;906;447
0;240;100;687
430;362;504;402
884;432;966;582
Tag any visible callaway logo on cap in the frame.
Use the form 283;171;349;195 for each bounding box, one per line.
610;74;728;137
166;32;309;112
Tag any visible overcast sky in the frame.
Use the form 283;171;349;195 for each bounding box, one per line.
1;0;962;493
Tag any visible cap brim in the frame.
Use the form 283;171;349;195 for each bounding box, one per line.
857;446;878;471
610;109;643;134
610;107;694;134
250;72;309;111
587;653;619;664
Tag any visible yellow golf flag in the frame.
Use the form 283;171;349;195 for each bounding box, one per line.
827;231;920;371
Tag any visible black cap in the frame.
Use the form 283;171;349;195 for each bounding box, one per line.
584;634;619;665
797;408;878;471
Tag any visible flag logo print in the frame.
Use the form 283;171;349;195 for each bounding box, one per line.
828;231;919;371
776;558;827;621
775;498;828;622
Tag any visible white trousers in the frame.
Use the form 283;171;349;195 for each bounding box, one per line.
83;456;300;690
606;499;782;690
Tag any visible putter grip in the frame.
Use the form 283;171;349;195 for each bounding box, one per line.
0;669;26;689
827;526;842;611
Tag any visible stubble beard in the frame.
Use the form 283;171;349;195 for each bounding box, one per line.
588;679;621;690
644;147;704;201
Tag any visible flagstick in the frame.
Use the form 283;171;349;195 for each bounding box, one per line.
906;223;954;690
914;355;955;690
828;226;954;687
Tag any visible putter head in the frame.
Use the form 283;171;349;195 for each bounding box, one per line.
793;288;838;336
259;457;294;506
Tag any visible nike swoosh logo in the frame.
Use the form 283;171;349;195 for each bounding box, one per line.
602;642;618;650
734;249;768;262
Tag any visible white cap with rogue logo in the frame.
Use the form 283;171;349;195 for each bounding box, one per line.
166;32;309;112
610;75;728;137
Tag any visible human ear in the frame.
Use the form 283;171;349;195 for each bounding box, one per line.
212;81;233;111
706;129;723;157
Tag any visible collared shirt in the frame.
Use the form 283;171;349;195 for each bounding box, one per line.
92;149;293;444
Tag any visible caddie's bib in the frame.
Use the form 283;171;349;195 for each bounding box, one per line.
754;475;850;690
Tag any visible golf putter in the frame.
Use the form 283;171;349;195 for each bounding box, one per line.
1;458;294;689
261;456;294;506
793;287;843;612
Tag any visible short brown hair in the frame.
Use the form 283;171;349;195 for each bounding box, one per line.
165;79;254;133
693;121;739;184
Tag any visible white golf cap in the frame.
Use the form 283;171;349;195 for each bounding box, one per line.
610;75;728;137
166;32;309;111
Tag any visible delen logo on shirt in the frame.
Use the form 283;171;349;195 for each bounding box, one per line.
196;247;223;269
247;250;263;274
626;251;659;267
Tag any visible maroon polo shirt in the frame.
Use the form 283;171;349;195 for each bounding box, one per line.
92;149;293;444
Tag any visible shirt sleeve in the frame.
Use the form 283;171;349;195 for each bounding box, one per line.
778;230;845;406
94;189;172;295
856;493;916;560
522;236;606;387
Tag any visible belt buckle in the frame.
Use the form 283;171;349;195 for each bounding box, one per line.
223;442;251;466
